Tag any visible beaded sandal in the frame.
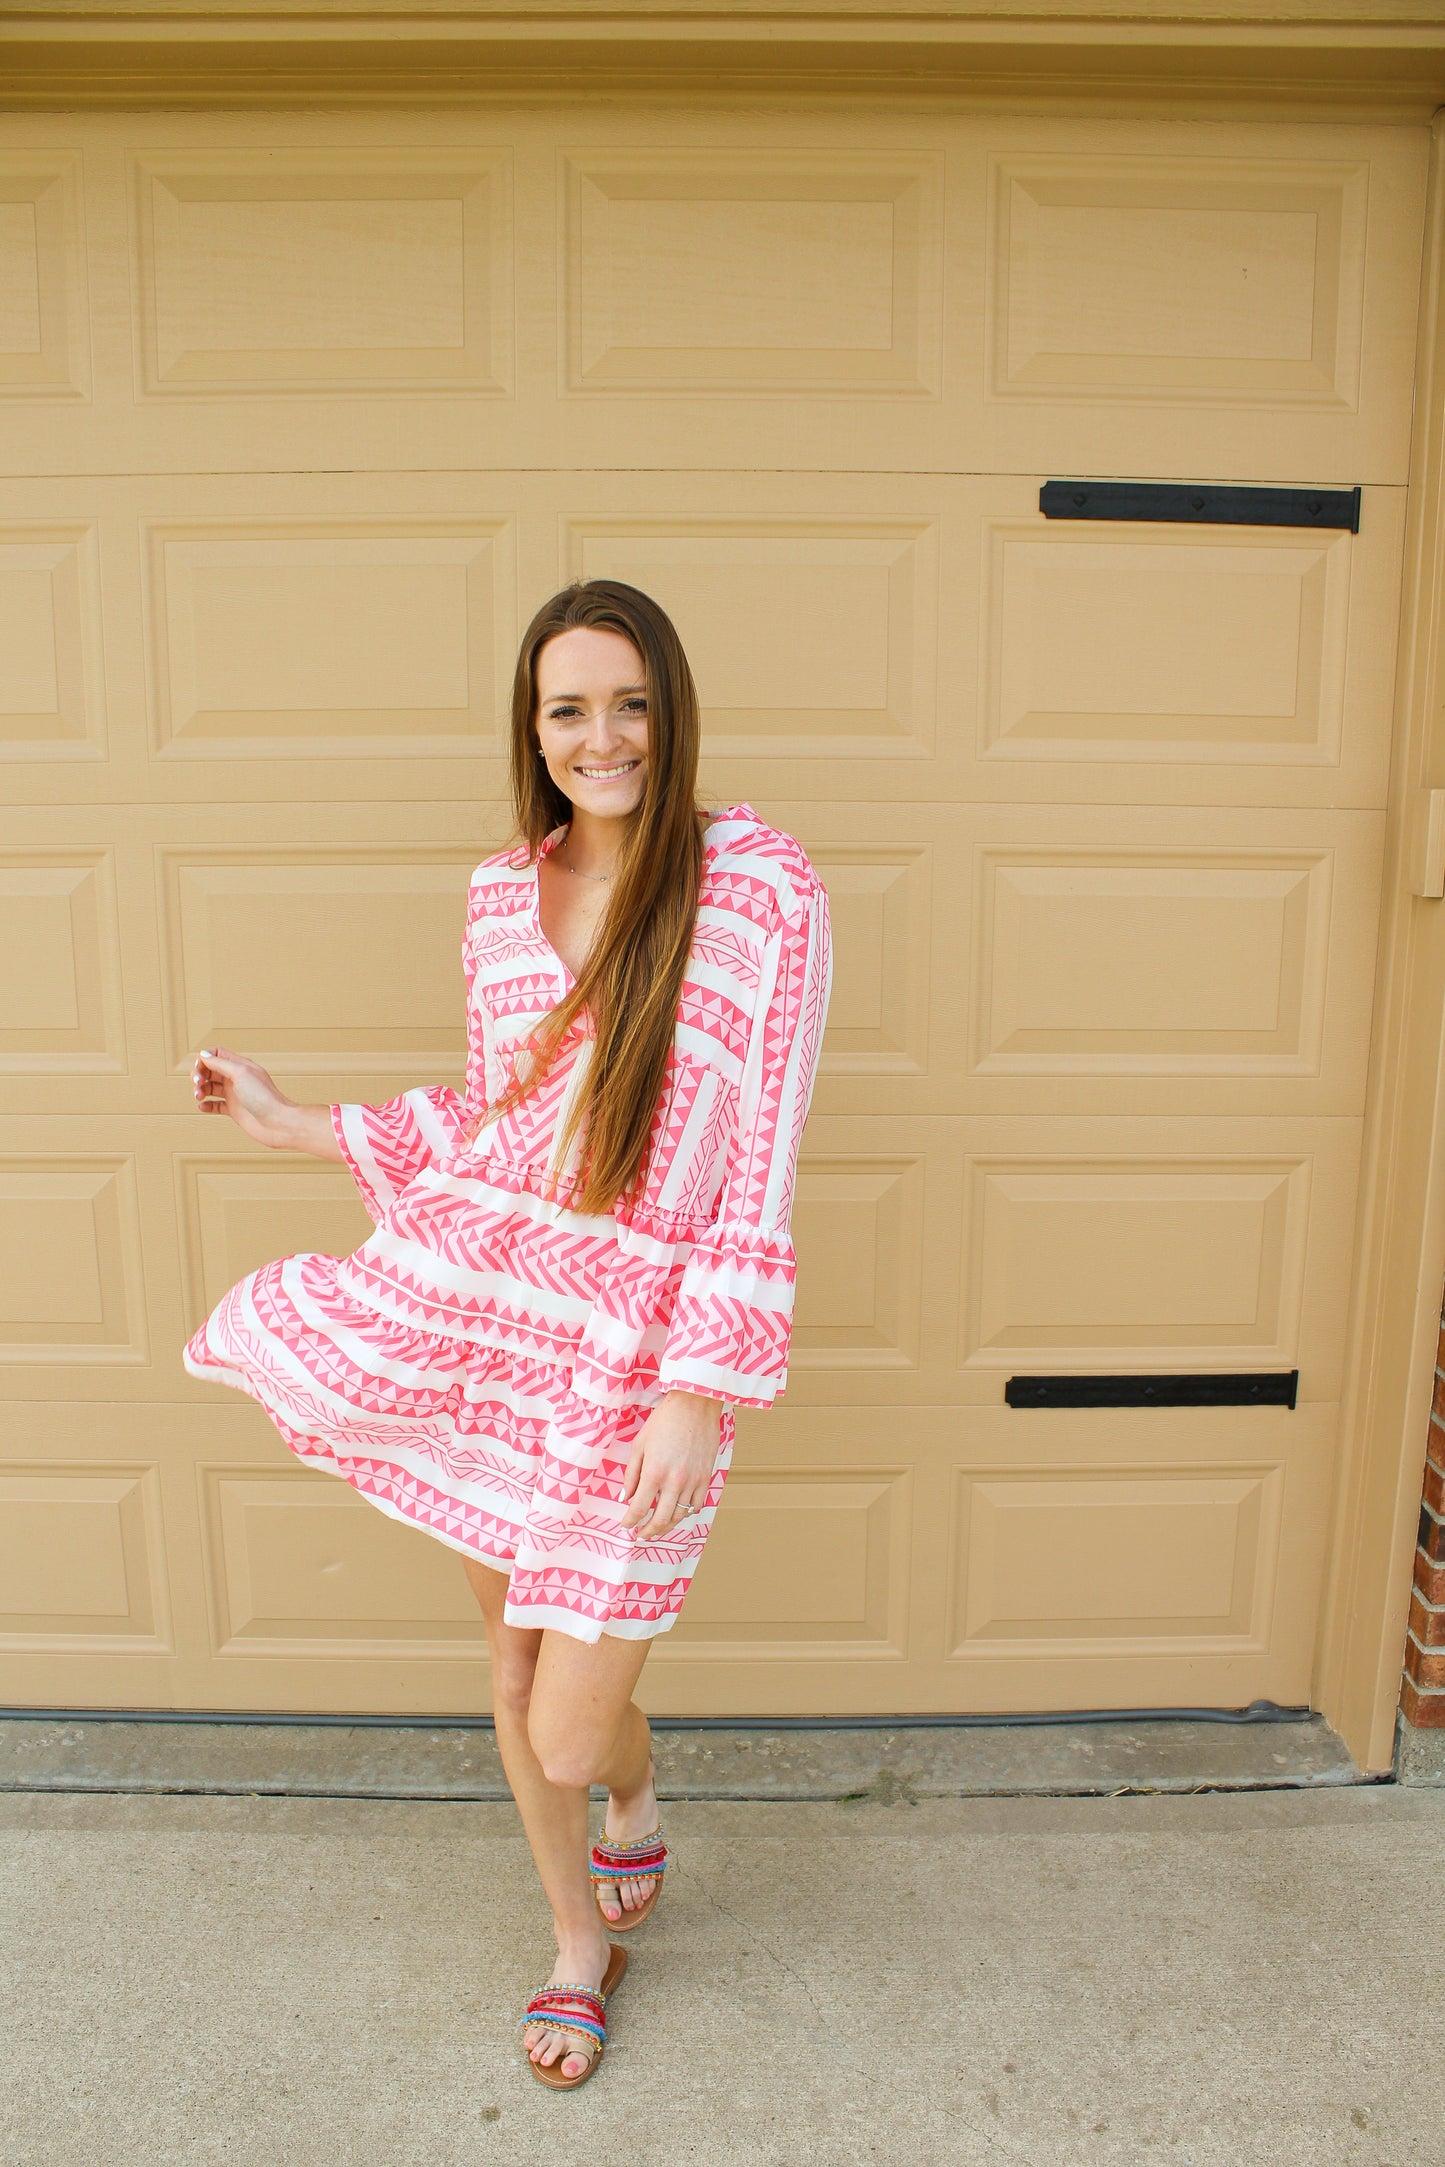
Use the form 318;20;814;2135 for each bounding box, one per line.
589;1825;668;1932
521;1942;627;2091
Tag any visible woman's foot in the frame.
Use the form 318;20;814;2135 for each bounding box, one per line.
523;1935;613;2082
595;1760;661;1925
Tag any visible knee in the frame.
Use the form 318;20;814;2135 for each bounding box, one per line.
528;1711;603;1792
489;1648;538;1722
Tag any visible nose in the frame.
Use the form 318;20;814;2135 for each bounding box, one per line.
582;706;624;756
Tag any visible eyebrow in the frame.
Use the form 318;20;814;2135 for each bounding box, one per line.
542;684;646;702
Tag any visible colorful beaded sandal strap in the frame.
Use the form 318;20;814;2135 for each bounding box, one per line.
521;1984;606;2050
588;1828;668;1881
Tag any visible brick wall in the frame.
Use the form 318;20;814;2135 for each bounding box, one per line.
1401;1291;1445;1725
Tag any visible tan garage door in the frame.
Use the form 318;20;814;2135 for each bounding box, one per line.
0;109;1426;1714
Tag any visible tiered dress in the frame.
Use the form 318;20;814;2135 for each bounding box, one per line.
183;805;832;1642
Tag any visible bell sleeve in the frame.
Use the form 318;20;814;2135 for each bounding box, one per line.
330;878;490;1224
657;868;832;1408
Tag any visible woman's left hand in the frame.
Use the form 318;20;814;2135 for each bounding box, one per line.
620;1390;723;1541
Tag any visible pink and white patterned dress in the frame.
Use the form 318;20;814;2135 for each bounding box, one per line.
183;805;832;1642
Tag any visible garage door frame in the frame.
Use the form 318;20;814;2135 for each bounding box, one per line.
1315;112;1445;1774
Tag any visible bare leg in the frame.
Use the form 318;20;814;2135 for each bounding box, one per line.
462;1558;655;2079
585;1718;662;1927
529;1619;662;1927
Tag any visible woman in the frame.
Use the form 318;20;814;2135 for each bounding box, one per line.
184;579;832;2089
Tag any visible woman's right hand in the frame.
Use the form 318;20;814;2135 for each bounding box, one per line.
192;1045;305;1151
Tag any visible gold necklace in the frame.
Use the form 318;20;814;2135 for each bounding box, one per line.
561;837;616;883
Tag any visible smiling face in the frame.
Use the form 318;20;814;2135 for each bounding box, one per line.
534;625;650;825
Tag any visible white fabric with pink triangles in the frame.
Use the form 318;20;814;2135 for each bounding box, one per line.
183;805;832;1643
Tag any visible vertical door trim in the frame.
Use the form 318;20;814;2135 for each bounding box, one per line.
1317;110;1445;1772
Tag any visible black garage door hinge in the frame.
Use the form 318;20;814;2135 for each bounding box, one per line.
1005;1370;1299;1409
1039;481;1360;532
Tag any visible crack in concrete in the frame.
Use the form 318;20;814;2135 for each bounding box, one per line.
685;1866;832;2033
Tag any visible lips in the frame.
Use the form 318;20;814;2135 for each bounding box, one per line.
573;760;642;781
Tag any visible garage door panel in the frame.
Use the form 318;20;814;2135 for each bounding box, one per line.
964;821;1384;1112
965;480;1402;812
0;1122;187;1398
956;1118;1361;1402
671;1413;926;1690
948;1462;1286;1656
0;150;89;402
786;802;1384;1119
562;148;943;397
643;1402;1330;1713
0;1115;940;1407
983;515;1368;776
804;844;934;1081
778;1116;962;1405
974;848;1333;1077
973;126;1423;484
791;1155;925;1371
0;112;1422;486
962;1154;1313;1373
788;1123;954;1388
0;1149;148;1365
985;151;1367;410
933;1401;1335;1706
0;846;126;1075
0;472;1401;813
133;147;513;399
0;822;1377;1427
0;1459;171;1658
0;478;526;804
0;516;107;762
156;844;476;1081
779;1115;1359;1409
555;116;1420;480
0;490;150;806
144;515;517;764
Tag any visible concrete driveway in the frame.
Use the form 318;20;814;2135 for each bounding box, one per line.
1;1785;1437;2166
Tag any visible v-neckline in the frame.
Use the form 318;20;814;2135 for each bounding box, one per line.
528;804;749;990
530;827;578;990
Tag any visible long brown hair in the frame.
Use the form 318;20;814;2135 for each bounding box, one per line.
504;579;706;1214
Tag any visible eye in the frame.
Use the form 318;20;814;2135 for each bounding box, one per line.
622;697;648;714
545;704;580;721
